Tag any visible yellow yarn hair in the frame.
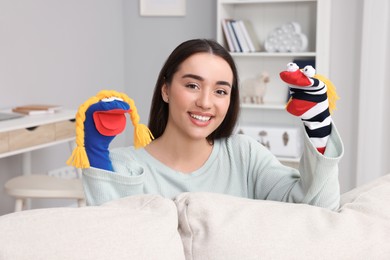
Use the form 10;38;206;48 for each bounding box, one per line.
66;90;154;168
313;74;339;114
285;74;339;114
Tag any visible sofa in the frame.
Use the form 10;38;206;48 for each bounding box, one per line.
1;174;389;260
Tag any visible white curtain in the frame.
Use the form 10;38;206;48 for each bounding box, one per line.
356;0;390;185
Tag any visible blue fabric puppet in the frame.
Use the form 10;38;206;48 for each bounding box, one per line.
67;90;153;170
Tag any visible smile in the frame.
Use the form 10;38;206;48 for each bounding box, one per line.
190;113;211;122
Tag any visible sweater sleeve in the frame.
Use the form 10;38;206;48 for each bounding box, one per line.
82;148;145;206
251;123;344;210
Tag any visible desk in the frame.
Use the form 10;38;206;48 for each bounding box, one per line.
0;109;76;175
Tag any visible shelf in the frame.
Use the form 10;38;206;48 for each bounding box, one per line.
231;52;316;58
240;103;286;110
220;0;316;4
0;109;77;133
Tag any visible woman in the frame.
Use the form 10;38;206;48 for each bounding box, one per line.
82;39;344;209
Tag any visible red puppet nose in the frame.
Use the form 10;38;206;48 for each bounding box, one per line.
93;109;130;136
279;69;312;87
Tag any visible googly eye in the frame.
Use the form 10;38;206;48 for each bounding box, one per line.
302;66;316;77
286;62;299;72
101;97;124;102
101;97;115;102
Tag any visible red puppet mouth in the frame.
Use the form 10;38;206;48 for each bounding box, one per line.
93;109;130;136
279;69;312;87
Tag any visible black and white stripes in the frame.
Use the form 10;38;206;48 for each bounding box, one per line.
280;63;332;154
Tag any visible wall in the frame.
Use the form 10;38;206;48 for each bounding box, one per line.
329;0;390;191
0;0;126;215
355;0;390;186
328;0;363;192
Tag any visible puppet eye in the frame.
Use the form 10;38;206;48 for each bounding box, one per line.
286;62;299;72
101;97;115;102
302;66;316;77
101;97;124;102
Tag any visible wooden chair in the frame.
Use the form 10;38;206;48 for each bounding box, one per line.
4;174;85;212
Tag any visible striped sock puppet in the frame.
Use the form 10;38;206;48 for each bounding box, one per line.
279;63;339;154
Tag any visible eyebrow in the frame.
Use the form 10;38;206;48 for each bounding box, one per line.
182;73;232;88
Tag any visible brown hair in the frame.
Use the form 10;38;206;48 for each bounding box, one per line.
148;39;240;143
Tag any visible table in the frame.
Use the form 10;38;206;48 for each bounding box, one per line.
0;109;77;175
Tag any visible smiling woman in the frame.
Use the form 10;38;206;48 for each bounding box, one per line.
158;53;233;142
149;39;240;144
79;39;344;211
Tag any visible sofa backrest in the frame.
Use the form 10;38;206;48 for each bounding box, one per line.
1;174;390;260
0;194;185;260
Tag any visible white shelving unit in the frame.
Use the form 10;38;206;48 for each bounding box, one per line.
217;0;331;166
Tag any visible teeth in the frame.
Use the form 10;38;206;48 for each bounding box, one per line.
190;114;211;122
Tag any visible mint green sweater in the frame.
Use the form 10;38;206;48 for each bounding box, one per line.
82;125;343;209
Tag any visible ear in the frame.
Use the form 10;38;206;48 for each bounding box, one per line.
161;84;169;103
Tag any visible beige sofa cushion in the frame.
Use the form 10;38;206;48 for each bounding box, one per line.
175;174;390;260
0;194;185;260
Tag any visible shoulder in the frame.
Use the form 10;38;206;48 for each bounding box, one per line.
109;146;143;162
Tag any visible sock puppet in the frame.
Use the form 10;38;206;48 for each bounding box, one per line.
67;90;154;171
279;62;339;154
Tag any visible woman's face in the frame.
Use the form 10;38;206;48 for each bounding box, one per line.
162;53;233;141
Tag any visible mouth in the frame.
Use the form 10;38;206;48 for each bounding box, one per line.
279;70;312;87
189;113;211;122
93;109;130;136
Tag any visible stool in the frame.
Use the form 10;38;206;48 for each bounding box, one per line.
4;174;86;212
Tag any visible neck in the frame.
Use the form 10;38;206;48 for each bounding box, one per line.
145;132;213;173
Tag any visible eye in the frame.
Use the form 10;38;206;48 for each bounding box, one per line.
185;83;200;89
101;97;115;102
302;66;316;77
215;89;229;96
287;62;299;72
101;97;123;102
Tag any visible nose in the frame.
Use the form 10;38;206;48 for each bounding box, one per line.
195;91;212;110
